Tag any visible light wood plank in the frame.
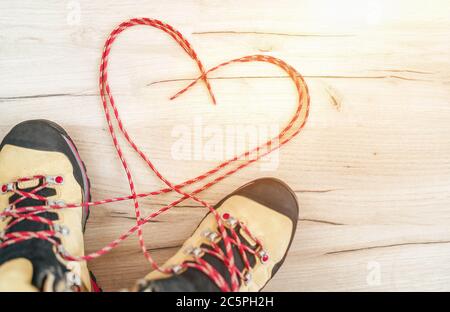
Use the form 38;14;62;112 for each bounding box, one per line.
0;0;449;291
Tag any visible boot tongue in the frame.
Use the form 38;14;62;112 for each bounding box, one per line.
199;226;257;286
0;258;38;291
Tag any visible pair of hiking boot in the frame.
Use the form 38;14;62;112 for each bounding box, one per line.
0;120;298;292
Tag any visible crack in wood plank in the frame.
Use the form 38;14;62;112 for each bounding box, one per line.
145;243;183;253
325;240;450;256
324;84;342;111
387;75;427;81
145;74;430;87
295;189;338;193
0;74;431;102
110;215;161;222
329;93;341;111
299;218;345;226
192;30;355;37
0;93;96;101
371;69;434;75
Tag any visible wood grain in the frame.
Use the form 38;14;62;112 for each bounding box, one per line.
0;0;449;291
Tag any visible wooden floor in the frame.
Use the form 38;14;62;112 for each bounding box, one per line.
1;0;450;291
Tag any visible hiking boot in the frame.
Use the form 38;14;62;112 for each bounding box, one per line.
135;177;299;292
0;120;93;291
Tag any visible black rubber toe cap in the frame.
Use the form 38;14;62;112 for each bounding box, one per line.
0;119;87;204
225;177;299;227
0;119;69;153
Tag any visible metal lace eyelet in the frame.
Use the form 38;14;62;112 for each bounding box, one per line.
0;206;12;221
57;245;68;257
202;230;219;243
186;247;203;258
54;224;70;236
171;265;184;274
47;200;66;207
1;183;14;194
222;213;238;228
258;250;269;263
65;271;81;290
135;278;150;291
243;272;252;285
184;246;205;258
0;206;12;222
46;176;64;185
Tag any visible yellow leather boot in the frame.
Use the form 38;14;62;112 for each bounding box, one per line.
0;120;95;291
134;178;299;292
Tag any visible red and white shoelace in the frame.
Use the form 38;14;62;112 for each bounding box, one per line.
0;18;310;291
